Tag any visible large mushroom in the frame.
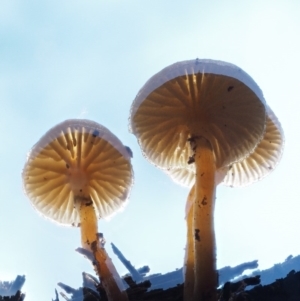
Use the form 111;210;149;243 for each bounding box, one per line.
22;119;133;301
129;59;283;301
170;105;284;300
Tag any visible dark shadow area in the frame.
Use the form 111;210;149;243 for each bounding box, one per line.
2;252;300;300
0;275;26;301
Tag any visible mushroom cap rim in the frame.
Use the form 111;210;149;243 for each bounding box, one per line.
130;58;266;133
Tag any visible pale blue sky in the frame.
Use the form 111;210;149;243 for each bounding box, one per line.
1;1;300;300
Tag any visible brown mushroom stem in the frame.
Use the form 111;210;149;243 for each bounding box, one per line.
92;242;129;301
191;137;218;301
74;196;129;301
74;196;98;249
184;185;196;301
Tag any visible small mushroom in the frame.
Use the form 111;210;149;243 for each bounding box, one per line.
130;59;282;301
22;119;133;301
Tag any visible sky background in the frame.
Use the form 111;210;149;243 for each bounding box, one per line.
1;1;300;300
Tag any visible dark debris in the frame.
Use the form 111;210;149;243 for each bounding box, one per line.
53;271;300;301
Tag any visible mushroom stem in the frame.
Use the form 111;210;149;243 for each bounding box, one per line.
92;241;129;301
74;196;98;249
74;196;129;301
184;185;196;301
191;137;218;301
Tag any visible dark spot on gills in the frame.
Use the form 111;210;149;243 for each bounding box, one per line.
92;130;99;137
188;156;195;164
195;229;200;241
86;200;93;206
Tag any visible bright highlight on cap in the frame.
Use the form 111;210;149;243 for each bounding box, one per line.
130;58;267;170
22;119;133;226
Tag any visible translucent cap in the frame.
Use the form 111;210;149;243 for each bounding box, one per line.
130;59;267;170
22;119;134;226
167;106;284;187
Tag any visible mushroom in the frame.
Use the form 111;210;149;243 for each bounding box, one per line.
22;119;133;301
170;105;284;300
129;59;282;301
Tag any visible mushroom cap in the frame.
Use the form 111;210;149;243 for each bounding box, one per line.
130;59;267;170
22;119;133;226
167;106;284;187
